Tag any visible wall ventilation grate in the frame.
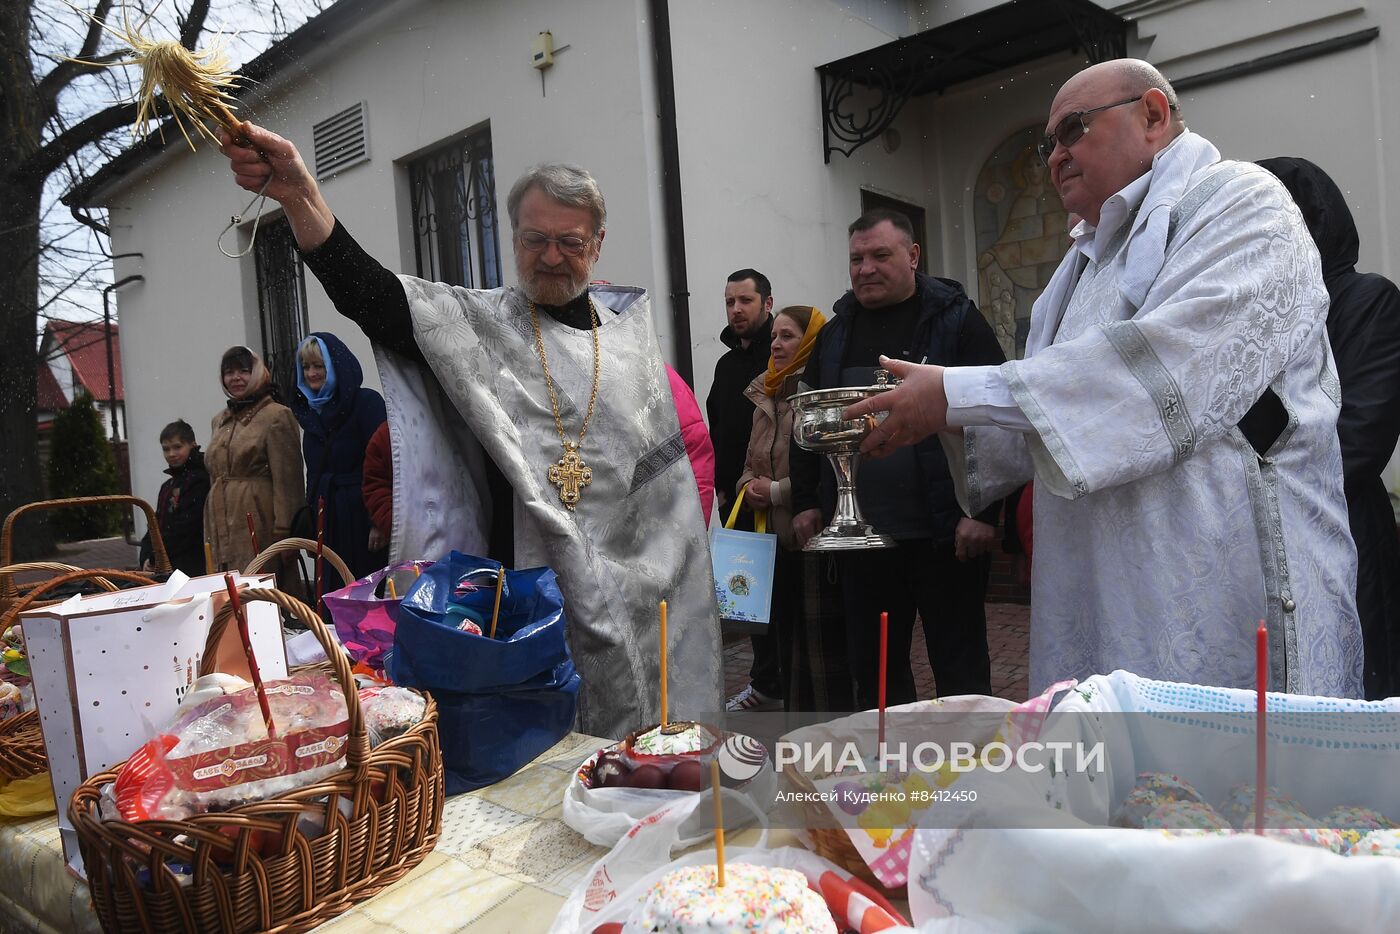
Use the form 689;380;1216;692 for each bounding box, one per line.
312;101;370;180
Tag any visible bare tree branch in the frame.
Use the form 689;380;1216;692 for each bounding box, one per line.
36;0;118;108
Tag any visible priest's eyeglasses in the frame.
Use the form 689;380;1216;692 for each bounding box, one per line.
1036;95;1144;165
517;231;591;255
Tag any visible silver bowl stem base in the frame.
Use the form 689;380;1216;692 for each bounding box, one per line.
804;526;898;551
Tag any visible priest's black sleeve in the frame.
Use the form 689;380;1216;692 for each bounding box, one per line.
298;218;516;563
298;219;424;366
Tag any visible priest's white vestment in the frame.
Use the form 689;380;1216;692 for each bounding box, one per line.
945;133;1363;697
377;283;724;738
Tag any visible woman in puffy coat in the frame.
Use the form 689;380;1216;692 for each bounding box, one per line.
291;332;388;579
731;305;830;710
204;346;304;572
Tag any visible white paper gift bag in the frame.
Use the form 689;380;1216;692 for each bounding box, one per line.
710;486;777;627
19;571;288;873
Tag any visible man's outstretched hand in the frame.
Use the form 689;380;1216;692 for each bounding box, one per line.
843;355;951;457
217;121;335;251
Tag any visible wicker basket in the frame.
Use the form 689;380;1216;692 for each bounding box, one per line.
0;565;132;781
70;586;443;934
0;710;44;781
245;538;355;618
0;496;171;615
782;765;905;897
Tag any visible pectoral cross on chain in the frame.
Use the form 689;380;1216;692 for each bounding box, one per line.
548;441;593;510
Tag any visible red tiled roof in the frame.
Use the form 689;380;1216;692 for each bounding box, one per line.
36;363;68;412
42;319;122;401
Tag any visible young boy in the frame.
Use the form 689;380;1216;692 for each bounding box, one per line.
139;420;212;577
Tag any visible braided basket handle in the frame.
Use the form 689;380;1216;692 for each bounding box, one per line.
0;496;171;599
0;563;119;613
0;568;161;632
243;537;354;590
208;586;368;780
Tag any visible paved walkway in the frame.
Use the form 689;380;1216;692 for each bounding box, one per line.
8;536;141;585
724;601;1031;705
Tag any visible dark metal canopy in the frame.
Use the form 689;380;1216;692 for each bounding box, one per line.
817;0;1127;162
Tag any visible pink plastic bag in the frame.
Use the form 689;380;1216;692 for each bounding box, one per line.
323;561;432;673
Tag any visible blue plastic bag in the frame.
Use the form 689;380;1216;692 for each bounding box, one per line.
387;551;580;794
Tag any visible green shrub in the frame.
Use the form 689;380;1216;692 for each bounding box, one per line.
46;392;122;539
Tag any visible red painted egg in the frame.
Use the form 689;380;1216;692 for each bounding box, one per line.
666;758;705;792
624;764;666;789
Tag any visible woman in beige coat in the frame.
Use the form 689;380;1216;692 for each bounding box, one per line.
731;306;827;711
204;346;304;572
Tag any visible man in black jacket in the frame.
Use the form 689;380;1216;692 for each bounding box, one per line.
791;210;1004;707
707;268;779;710
708;269;774;521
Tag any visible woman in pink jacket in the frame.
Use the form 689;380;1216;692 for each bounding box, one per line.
667;365;715;525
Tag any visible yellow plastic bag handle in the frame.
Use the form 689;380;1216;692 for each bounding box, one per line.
725;483;767;535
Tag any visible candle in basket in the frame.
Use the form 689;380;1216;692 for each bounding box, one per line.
223;574;275;739
878;610;888;748
1256;619;1267;836
314;497;326;612
488;562;505;640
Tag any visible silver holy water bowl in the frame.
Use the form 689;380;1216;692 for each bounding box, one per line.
789;368;899;551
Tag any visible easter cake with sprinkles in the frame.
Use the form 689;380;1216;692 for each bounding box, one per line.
626;863;835;933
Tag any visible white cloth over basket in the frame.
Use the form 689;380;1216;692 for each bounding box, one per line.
907;671;1400;932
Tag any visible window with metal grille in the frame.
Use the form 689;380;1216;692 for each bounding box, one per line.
407;125;502;289
253;217;310;403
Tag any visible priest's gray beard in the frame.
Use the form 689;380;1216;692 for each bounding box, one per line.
517;255;593;306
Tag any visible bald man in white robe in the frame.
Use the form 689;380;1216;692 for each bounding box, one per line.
848;59;1362;697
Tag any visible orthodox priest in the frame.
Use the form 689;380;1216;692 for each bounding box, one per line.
220;122;722;738
844;60;1363;697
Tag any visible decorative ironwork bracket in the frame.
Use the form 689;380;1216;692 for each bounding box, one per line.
1053;0;1128;63
818;0;1128;163
820;64;917;164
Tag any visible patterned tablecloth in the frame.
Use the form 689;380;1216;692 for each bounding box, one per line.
0;732;620;934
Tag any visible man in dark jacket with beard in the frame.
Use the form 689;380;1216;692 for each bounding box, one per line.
707;268;779;710
791;209;1005;708
1261;157;1400;700
708;269;774;522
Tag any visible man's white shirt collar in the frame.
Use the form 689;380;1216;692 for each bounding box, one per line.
1069;170;1154;264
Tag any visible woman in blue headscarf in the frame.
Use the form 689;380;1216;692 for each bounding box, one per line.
292;332;388;578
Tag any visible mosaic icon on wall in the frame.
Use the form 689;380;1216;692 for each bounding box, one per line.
974;126;1071;360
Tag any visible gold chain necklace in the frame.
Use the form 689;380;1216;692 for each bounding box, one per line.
529;298;601;510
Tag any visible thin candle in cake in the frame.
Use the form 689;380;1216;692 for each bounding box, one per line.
659;599;669;729
710;759;726;887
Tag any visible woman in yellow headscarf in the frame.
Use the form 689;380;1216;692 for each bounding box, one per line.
727;306;826;712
